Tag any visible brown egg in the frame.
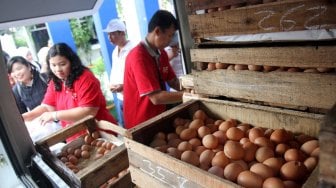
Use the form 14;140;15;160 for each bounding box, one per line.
81;150;90;159
214;119;224;126
224;163;245;182
96;140;104;147
199;149;216;168
74;149;82;158
250;163;275;180
215;63;228;69
243;142;258;162
249;127;264;143
167;133;179;140
189;138;202;150
168;138;182;148
263;177;285;188
270;129;291;144
212;130;227;145
237;123;250;134
264;128;274;138
218;120;235;132
263;157;285;175
211;151;230;168
234;64;248;70
208;166;224;178
231;160;248;171
155;145;169;152
91;131;100;139
317;67;334;73
284;148;306;162
67;147;75;155
180;128;197;140
248;65;262;71
173;117;187;127
240;137;250;145
227;64;235;70
60;157;68;163
193;145;206;154
280;161;307;181
154;132;166;140
287;67;302;72
275;143;290;156
193;109;207;121
181;151;199;166
263;65;277;72
97;147;106;155
254;137;274;149
301;139;319;155
237;170;263;188
310;147;319;158
166;147;182;159
188;119;204;130
205;118;215;125
207;63;216;71
175;125;187;135
197;126;211;138
84;135;94;144
255;146;274;162
150;139;166;148
177;141;193;152
224;140;244;160
105;142;113;150
304;157;318;172
226;127;245;141
202;134;219;149
207;124;219;133
303;68;319;73
283;180;301;188
295;134;315;144
68;155;78;165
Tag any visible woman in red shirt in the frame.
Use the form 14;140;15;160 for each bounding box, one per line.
23;43;117;141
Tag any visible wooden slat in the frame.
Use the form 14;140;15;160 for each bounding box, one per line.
188;0;336;38
129;166;172;188
190;46;336;68
97;120;131;138
192;70;336;110
125;138;240;188
185;0;246;14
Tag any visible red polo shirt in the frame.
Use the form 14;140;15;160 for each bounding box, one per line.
123;42;176;129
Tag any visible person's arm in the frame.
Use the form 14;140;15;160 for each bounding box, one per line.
167;77;181;91
147;90;183;105
22;105;49;121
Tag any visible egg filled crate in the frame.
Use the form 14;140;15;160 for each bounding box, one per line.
35;116;132;188
124;98;322;188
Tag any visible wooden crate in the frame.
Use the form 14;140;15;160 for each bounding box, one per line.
185;0;336;44
187;44;336;111
35;116;132;188
124;98;323;188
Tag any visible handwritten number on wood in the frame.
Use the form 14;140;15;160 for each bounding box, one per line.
280;4;304;31
255;10;277;31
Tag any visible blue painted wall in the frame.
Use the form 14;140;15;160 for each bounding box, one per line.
46;20;77;52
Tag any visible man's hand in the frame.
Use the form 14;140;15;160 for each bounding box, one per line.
110;84;123;93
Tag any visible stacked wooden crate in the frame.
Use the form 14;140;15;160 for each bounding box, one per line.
35;116;132;188
124;0;336;187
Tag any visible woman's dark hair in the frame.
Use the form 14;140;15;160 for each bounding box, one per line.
7;56;34;74
46;43;86;91
148;10;179;33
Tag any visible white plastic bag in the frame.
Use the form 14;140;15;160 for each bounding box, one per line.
25;119;62;143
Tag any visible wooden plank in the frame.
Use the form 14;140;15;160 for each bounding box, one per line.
190;46;336;68
110;172;133;188
192;70;336;110
97;120;132;138
188;0;336;38
129;166;172;188
185;0;246;14
125;138;240;188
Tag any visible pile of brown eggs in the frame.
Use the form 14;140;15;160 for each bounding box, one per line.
57;131;117;173
99;168;129;188
206;62;335;73
149;110;319;188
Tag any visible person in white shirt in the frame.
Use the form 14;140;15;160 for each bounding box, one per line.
16;46;41;72
103;19;135;127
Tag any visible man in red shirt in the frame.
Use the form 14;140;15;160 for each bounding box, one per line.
123;10;183;129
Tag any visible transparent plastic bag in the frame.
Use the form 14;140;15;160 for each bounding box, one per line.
25;119;62;143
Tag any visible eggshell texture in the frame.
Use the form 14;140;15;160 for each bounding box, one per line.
224;140;244;160
166;147;182;159
194;145;207;156
263;157;285;175
240;137;250;145
249;127;264;143
254;137;274;149
189;119;204;130
280;161;307;181
263;177;285;188
175;125;187;135
167;133;179;140
310;147;319;158
180;128;197;140
304;157;318;172
300;140;319;155
199;149;216;167
202;134;219;149
248;65;262;71
255;146;274;162
212;131;227;145
197;126;211;138
168;138;182;148
270;129;291;144
189;138;202;149
211;151;230;168
250;163;275;180
150;139;166;148
234;64;248;70
208;166;224;178
181;151;199;166
237;170;263;188
218;120;235;132
275;143;290;156
243;142;258;162
177;141;193;151
207;63;216;71
215;63;229;69
284;148;306;162
193;109;207;121
296;134;315;144
224;163;245;182
226;127;245;141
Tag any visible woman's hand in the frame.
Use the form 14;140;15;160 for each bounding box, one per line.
38;112;54;126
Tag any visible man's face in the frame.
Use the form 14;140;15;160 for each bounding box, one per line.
108;31;123;46
154;25;176;50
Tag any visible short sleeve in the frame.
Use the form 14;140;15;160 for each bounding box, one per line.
75;71;101;107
